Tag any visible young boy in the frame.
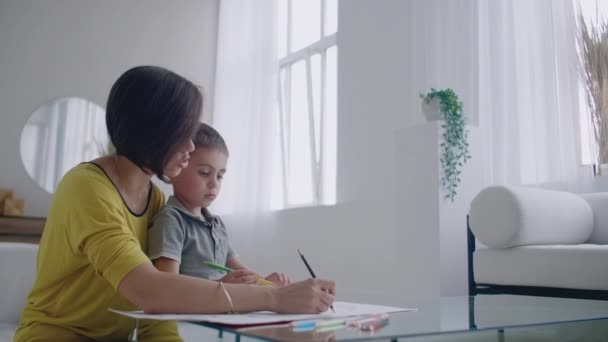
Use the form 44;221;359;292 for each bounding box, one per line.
148;123;290;286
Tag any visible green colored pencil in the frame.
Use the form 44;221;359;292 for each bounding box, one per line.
204;261;274;285
205;261;233;273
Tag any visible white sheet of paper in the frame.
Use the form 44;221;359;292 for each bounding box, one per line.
109;301;416;326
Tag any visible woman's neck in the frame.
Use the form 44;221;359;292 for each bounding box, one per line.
111;155;151;199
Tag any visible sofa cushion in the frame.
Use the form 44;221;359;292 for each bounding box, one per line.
469;186;593;248
474;245;608;291
0;243;38;323
580;193;608;244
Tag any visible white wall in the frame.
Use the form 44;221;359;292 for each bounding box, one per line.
226;0;483;304
332;0;482;297
226;199;438;307
1;0;483;303
0;0;219;216
339;0;481;298
337;0;478;203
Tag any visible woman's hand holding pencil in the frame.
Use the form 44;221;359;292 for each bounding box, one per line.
298;249;336;313
274;278;336;314
205;260;337;314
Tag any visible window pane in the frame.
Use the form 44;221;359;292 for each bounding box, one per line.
278;68;289;142
323;46;337;205
291;0;321;52
270;121;285;209
311;54;322;165
289;61;314;205
271;69;289;209
325;0;338;36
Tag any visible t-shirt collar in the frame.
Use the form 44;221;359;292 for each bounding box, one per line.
166;195;216;222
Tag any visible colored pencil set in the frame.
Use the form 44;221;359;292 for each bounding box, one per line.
351;313;390;332
291;313;390;333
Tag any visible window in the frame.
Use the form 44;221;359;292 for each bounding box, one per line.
271;0;338;209
578;0;608;165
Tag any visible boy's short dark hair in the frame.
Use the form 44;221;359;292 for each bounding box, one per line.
193;123;229;156
106;66;202;180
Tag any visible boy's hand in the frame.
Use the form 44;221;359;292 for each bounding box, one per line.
265;272;291;286
219;269;259;284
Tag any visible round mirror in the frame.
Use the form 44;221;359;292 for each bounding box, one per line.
20;97;109;193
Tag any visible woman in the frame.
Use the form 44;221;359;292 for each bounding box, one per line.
15;66;335;341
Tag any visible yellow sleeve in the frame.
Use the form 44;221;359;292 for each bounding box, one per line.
62;171;150;289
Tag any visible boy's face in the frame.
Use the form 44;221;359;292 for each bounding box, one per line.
172;147;228;209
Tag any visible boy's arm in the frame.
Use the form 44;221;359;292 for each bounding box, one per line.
148;209;185;272
226;257;249;270
153;257;180;274
226;257;291;286
218;257;259;284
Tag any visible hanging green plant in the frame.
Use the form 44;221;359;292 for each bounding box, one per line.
421;88;471;202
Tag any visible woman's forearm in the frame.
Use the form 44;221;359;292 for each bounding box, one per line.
119;262;277;314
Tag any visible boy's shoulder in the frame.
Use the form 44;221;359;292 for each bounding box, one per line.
156;202;182;216
152;199;185;223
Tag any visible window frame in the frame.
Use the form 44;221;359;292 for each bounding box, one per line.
276;0;337;208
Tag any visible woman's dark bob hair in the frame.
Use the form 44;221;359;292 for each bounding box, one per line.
106;66;202;180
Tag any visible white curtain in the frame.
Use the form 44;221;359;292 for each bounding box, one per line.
578;0;608;165
477;0;584;186
210;0;587;212
212;0;278;215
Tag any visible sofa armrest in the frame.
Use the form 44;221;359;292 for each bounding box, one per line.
580;193;608;244
469;186;593;248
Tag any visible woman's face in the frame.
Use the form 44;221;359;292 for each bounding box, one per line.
164;139;195;179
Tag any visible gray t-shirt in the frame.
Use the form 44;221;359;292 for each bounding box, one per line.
147;196;237;280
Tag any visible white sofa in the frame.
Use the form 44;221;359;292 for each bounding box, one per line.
0;242;221;341
0;243;38;341
468;186;608;299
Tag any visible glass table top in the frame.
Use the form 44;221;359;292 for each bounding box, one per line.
193;295;608;341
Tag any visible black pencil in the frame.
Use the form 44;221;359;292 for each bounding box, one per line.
298;249;335;313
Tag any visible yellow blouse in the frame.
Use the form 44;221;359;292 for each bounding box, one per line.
15;163;179;341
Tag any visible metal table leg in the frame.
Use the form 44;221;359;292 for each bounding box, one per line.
129;319;139;342
497;328;505;342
